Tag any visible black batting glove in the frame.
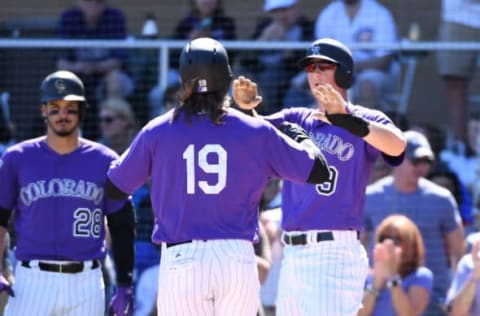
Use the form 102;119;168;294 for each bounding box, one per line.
279;122;310;143
325;113;370;137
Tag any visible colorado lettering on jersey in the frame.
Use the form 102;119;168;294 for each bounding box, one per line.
20;178;104;206
312;132;354;161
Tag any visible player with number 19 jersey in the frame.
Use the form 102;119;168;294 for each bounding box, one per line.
108;108;319;244
0;136;125;261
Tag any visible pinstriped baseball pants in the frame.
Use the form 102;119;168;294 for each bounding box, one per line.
157;239;260;316
276;230;368;316
5;261;104;316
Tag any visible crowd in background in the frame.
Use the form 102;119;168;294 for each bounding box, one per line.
1;0;480;315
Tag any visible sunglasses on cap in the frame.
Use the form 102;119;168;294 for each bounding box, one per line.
378;234;402;245
305;61;336;73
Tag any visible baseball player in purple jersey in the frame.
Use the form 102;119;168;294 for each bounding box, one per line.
104;37;331;316
233;38;406;316
0;70;135;316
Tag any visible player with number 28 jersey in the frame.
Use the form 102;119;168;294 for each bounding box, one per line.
0;70;134;316
0;138;123;260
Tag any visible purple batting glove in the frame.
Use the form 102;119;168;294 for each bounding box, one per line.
108;286;133;316
0;276;14;297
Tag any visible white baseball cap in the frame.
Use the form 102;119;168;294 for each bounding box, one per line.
264;0;297;12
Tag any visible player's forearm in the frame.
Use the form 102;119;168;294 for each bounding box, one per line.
105;178;129;200
363;122;406;156
0;226;7;271
107;202;135;286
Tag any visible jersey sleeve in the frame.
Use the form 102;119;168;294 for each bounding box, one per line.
263;108;306;129
262;124;316;183
0;150;19;210
108;130;151;195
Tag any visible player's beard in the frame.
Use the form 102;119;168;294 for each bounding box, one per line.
46;116;79;137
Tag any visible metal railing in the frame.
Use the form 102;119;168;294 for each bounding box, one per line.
1;38;479;113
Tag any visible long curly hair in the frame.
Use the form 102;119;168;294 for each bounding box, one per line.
172;80;230;125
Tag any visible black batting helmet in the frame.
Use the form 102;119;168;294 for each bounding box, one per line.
179;37;233;95
40;70;88;119
298;38;354;89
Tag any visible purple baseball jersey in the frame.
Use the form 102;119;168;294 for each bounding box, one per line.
265;105;400;231
0;137;126;261
108;108;316;243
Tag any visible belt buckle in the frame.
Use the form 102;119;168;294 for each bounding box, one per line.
59;264;62;273
308;232;316;245
284;234;293;245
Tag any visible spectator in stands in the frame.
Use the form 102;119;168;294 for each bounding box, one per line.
362;130;465;316
172;0;236;42
436;0;480;149
128;13;160;126
428;167;474;230
439;112;480;231
150;83;182;118
170;0;236;70
97;97;137;155
358;214;433;316
144;0;238;122
237;0;313;114
314;0;399;109
56;0;133;140
446;238;480;315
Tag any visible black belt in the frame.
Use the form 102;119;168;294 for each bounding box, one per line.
283;231;360;246
283;231;334;245
166;240;194;248
166;240;210;248
21;260;100;274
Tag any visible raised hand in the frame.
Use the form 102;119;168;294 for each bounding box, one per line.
373;239;402;283
232;76;263;110
312;83;347;115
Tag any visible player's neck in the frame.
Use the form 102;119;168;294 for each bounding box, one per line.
45;132;81;155
392;175;419;193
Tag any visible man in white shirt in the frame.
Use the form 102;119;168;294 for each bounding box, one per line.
315;0;399;109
